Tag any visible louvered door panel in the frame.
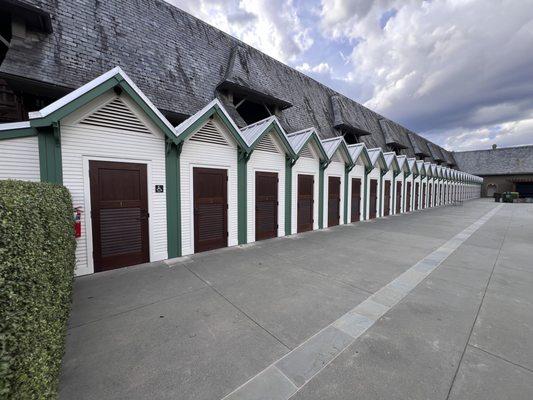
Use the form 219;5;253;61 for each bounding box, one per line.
194;168;228;252
422;183;426;209
415;182;420;209
369;179;378;219
351;178;361;222
406;182;412;212
89;161;149;272
384;180;391;216
429;184;433;207
328;176;341;226
297;174;314;233
396;181;402;213
255;172;278;240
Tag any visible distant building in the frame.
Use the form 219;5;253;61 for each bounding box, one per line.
454;145;533;197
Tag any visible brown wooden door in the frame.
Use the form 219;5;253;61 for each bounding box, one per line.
255;171;278;241
422;183;426;209
193;167;228;253
396;181;402;214
351;178;361;222
429;184;432;207
406;181;411;212
415;182;419;209
384;180;391;216
369;179;378;219
297;174;314;233
89;161;149;272
328;176;341;226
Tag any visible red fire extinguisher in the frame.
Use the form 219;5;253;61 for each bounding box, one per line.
74;207;82;238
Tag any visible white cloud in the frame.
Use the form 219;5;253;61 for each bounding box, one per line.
296;62;333;74
166;0;313;62
432;116;533;151
319;0;533;146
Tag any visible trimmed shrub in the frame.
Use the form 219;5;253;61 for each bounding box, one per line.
0;180;76;399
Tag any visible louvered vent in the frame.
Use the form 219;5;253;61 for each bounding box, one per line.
80;98;151;134
331;151;342;163
190;120;229;146
256;134;279;153
300;143;315;159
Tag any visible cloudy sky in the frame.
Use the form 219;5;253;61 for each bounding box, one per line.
167;0;533;151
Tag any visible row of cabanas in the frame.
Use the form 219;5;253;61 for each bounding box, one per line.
0;67;482;275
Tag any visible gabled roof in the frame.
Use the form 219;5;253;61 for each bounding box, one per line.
379;119;410;149
240;116;296;157
287;128;328;160
407;157;419;175
453;145;533;176
431;164;438;177
175;99;248;149
416;160;427;176
436;165;443;179
28;67;177;141
383;152;401;173
427;142;445;162
367;148;389;170
347;143;372;168
424;162;433;177
396;155;411;174
0;66;179;143
321;137;352;165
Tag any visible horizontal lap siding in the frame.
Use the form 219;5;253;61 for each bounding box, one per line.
247;149;285;243
324;161;345;227
291;156;319;234
348;165;365;222
0;136;40;181
61;124;167;276
180;124;238;256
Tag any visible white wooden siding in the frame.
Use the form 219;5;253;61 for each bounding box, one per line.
180;117;238;255
60;92;168;276
247;132;286;243
0;136;40;181
291;144;320;234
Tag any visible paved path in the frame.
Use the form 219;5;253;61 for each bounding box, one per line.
60;200;533;400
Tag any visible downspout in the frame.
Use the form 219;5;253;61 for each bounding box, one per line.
379;168;387;217
285;156;297;235
318;160;329;229
238;147;252;245
363;166;371;220
344;163;354;224
165;140;183;258
393;169;401;214
38;122;63;184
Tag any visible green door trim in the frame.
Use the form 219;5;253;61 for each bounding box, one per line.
165;141;183;258
285;157;296;235
238;148;252;244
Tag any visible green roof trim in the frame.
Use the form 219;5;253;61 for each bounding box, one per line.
28;69;179;145
176;103;250;151
248;121;297;159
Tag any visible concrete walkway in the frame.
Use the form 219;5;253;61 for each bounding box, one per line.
59;200;533;400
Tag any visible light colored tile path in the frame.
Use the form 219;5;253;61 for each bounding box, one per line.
222;205;503;400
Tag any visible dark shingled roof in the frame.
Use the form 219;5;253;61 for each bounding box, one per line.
1;0;454;166
453;145;533;175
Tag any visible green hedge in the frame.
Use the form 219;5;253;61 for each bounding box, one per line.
0;180;76;399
